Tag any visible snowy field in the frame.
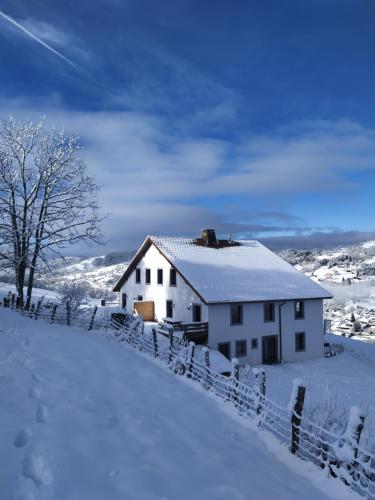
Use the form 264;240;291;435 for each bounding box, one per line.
0;309;357;500
263;336;375;439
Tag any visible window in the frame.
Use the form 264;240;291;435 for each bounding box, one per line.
135;268;141;284
264;302;275;322
121;293;127;309
251;338;258;350
230;303;243;325
295;300;305;319
192;304;201;322
218;342;231;360
137;295;143;301
169;268;177;286
295;332;306;352
166;300;173;318
235;340;247;357
145;268;151;285
157;269;163;285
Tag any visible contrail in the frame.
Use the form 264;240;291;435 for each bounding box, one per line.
0;10;76;68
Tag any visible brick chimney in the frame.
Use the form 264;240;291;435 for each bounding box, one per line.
200;229;218;247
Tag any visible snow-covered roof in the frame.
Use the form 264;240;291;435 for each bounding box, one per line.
149;236;332;303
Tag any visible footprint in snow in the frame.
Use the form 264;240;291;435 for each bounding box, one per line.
31;373;44;383
28;387;42;400
14;429;32;448
35;405;48;423
22;454;52;489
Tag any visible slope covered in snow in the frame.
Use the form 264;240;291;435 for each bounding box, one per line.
0;309;356;500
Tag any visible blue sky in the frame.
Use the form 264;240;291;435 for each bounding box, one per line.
0;0;374;251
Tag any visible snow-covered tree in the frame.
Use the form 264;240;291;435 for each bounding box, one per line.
0;117;102;307
56;279;90;311
352;320;362;333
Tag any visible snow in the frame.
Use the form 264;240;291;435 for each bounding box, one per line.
0;309;357;500
257;334;375;436
150;236;331;302
362;240;375;249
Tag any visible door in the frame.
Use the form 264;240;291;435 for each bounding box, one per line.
262;335;278;364
134;301;154;321
192;304;201;322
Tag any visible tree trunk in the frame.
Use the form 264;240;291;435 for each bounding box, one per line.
25;262;36;310
15;263;26;307
25;241;41;310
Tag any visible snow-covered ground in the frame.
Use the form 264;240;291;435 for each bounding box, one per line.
261;334;375;438
0;309;357;500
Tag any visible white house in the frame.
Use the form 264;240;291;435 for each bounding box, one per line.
113;229;332;365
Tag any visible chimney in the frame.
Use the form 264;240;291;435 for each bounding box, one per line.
200;229;218;247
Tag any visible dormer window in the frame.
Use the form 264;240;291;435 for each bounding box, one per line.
135;268;141;284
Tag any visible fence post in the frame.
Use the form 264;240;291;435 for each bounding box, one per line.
186;341;195;378
230;358;240;403
34;296;44;320
152;328;159;358
289;380;306;455
202;347;211;389
330;406;365;482
66;301;71;326
49;304;57;324
87;306;98;331
29;304;35;318
168;330;174;366
253;368;266;416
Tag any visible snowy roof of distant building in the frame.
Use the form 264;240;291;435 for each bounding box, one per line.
114;234;332;302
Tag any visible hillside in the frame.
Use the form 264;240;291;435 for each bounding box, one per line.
1;239;374;337
0;309;356;500
279;240;375;339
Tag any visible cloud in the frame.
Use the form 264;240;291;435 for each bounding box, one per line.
20;17;71;47
260;231;375;250
0;10;76;68
0;99;374;252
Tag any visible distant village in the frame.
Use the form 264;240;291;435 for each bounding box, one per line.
280;241;375;341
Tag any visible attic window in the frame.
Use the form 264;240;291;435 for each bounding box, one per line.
157;269;163;285
170;268;177;286
135;268;141;284
145;268;151;285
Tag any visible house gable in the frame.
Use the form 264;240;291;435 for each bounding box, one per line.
113;237;207;304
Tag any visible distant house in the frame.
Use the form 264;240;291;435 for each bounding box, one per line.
113;229;332;364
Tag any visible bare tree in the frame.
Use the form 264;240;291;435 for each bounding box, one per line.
56;278;91;311
0;116;102;307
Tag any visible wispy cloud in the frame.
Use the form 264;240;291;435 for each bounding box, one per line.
0;10;76;68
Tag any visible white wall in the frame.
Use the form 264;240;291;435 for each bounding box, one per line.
120;244;207;323
207;299;324;364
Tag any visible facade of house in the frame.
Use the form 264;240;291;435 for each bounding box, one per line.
113;229;332;365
